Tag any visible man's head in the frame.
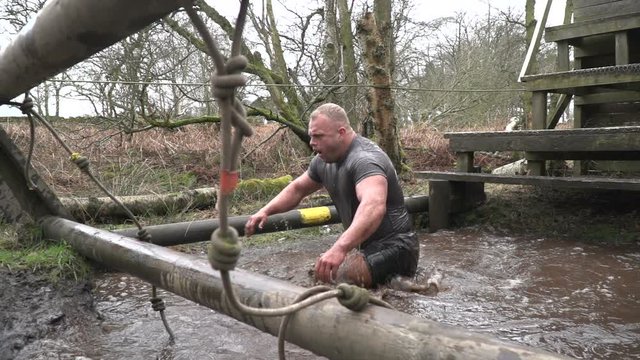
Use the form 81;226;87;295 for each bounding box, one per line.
308;103;355;163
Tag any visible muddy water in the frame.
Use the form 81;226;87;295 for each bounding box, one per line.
14;229;640;360
395;229;640;359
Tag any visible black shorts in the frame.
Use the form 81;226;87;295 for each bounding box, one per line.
361;232;419;286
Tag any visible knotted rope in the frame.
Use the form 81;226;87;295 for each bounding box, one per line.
180;1;393;358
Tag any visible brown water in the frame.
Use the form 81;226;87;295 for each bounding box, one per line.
399;229;640;359
13;229;640;359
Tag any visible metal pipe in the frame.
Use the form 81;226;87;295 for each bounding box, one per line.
0;0;189;101
114;195;430;246
41;216;566;360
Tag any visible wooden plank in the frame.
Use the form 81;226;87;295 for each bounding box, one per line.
575;90;640;105
525;151;640;160
574;0;640;23
532;92;547;129
574;0;621;8
519;0;552;80
583;114;640;127
444;126;640;152
520;64;640;92
414;171;640;191
545;13;640;42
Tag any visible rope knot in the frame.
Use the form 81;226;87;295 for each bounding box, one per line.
337;283;370;312
137;229;152;242
70;152;90;171
19;96;33;114
208;227;241;271
211;55;248;100
150;297;166;312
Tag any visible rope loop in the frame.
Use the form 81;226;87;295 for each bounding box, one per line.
337;283;370;312
150;297;166;312
211;55;248;100
208;227;241;271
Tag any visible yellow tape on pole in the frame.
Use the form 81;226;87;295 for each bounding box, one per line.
299;207;332;225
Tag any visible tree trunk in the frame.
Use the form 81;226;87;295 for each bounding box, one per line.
356;12;405;172
60;187;219;221
523;0;536;129
60;175;292;221
323;0;340;105
337;0;359;129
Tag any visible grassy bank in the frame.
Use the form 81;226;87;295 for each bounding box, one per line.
0;223;91;281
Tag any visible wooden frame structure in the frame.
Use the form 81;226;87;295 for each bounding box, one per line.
419;0;640;231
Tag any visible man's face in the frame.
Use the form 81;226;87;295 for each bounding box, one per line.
308;114;345;163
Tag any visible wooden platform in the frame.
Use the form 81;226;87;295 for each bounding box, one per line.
415;171;640;191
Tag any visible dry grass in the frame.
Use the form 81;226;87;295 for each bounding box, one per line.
4;121;310;198
2;118;637;243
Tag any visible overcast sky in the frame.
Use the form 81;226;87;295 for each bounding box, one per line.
0;0;567;117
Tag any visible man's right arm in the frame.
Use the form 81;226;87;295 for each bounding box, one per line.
244;172;322;236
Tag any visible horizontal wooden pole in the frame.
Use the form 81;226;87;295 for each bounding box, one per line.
40;216;567;360
114;195;430;246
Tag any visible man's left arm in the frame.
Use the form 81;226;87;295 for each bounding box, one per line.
315;175;387;283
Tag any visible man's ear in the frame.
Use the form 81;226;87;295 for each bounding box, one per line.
338;127;346;135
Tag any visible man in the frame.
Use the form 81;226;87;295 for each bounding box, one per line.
244;103;419;288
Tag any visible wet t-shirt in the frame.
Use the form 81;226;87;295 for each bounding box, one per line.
307;136;411;248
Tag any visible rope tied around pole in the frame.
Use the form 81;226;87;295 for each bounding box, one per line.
337;283;371;312
208;227;241;271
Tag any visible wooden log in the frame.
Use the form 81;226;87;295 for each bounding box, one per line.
61;175;292;221
60;187;219;221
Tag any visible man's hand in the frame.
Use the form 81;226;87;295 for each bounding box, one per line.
244;211;268;237
314;245;347;283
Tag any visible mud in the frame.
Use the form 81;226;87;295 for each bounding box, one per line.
0;269;97;360
2;227;639;360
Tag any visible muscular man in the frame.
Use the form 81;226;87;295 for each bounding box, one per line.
244;103;419;288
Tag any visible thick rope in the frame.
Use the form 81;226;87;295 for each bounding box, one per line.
180;2;394;358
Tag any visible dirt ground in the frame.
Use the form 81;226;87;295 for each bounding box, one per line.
0;268;96;360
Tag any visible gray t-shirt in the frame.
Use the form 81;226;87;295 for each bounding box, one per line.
307;136;411;247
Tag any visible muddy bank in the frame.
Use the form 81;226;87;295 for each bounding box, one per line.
0;269;97;360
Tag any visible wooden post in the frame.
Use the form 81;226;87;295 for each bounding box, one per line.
428;180;451;232
615;31;630;65
557;40;570;71
528;91;547;175
455;152;475;172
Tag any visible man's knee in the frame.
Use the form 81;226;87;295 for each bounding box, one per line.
335;252;372;288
